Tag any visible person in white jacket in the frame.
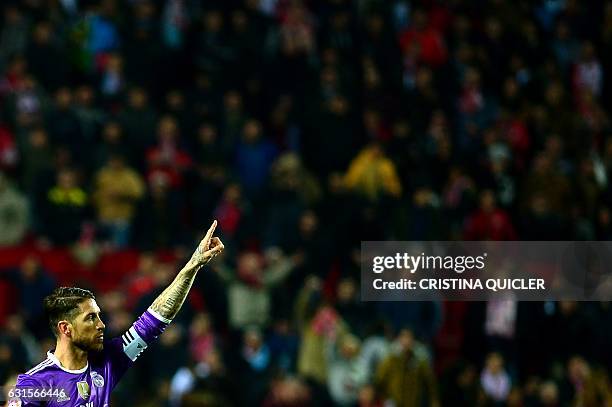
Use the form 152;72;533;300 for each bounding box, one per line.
327;333;369;406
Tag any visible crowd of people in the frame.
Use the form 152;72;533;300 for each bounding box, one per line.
1;0;612;405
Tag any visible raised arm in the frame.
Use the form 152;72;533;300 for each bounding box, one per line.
150;220;224;321
99;223;224;386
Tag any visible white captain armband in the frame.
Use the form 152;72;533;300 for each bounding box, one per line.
122;326;148;361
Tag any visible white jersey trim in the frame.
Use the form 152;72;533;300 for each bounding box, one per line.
47;351;89;374
25;359;53;375
147;308;172;324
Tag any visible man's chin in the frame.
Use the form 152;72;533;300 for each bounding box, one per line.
84;344;104;353
74;340;104;353
91;338;105;352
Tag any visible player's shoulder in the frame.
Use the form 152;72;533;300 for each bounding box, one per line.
17;357;57;384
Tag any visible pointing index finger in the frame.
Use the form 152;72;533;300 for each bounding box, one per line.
203;220;218;249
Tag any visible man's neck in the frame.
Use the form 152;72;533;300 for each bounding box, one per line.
53;340;88;370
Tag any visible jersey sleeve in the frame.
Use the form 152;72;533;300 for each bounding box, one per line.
105;308;171;389
12;374;44;406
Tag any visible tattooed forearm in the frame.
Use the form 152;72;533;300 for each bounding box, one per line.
150;220;224;321
150;266;201;320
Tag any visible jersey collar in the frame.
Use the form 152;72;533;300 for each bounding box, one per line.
47;350;89;374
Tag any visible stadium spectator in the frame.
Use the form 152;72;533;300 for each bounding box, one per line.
38;167;89;246
262;154;317;250
262;376;312;407
343;142;402;202
335;278;374;338
73;84;105;152
0;123;17;172
295;276;346;385
25;22;69;92
188;312;216;365
285;210;331;282
146;115;192;189
235;118;278;198
399;8;448;68
561;356;612;405
216;248;298;330
0;315;38;381
0;171;28;246
11;256;54;335
480;352;511;404
521;152;572;218
270;152;322;207
398;186;447;240
119;87;158;164
152;324;188;385
93;120;128;170
18;127;53;195
0;5;29;67
439;361;480;407
170;349;236;406
228;326;273;405
537;380;560;407
9;74;45;130
46;87;82;158
464;189;517;240
267;318;299;374
134;172;184;251
326;333;369;406
93;154;145;247
573;42;603;98
213;182;247;248
192;122;228;220
375;328;439;407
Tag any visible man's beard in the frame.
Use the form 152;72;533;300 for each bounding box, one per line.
73;336;104;353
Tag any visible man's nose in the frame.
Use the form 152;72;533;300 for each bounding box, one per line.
97;319;106;330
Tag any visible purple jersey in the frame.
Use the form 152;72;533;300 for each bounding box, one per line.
11;309;170;407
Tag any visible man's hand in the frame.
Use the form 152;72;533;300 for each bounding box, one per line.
188;220;225;269
150;220;225;321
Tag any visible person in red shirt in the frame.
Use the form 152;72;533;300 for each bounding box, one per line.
0;124;17;172
464;190;517;240
146;115;192;188
399;9;448;68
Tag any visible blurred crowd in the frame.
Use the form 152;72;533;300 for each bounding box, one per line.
1;0;612;405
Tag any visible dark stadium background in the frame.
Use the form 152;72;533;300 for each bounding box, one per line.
0;0;611;405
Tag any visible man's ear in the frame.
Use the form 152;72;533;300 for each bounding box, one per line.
58;320;72;338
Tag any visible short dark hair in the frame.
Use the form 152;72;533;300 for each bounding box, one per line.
44;287;95;337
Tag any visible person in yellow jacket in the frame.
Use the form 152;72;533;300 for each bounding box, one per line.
375;328;440;407
343;142;402;201
93;154;145;247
